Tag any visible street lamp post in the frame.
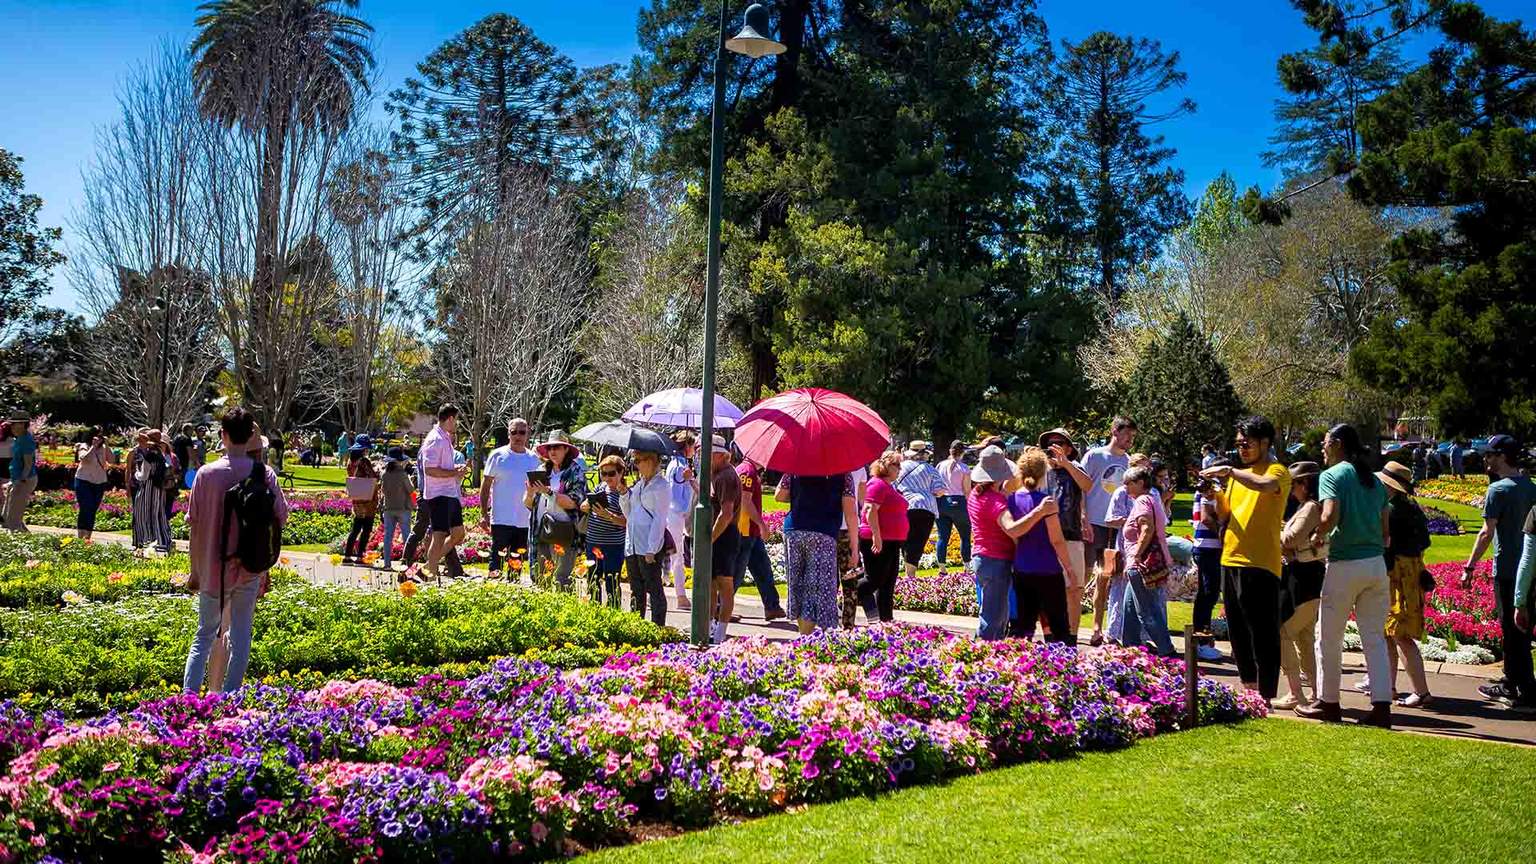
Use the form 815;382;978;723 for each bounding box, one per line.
690;3;785;646
152;281;171;431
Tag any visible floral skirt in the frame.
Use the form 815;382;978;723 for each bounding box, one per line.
1385;553;1425;640
784;530;839;629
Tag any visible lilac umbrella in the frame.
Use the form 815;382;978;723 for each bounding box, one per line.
622;387;746;429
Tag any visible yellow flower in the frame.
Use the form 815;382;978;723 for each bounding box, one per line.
330;554;343;564
398;581;419;598
61;590;85;605
59;537;73;546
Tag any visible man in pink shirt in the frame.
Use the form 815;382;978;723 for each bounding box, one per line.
181;407;289;693
420;404;469;581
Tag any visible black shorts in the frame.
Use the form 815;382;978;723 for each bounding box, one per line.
427;496;464;532
712;526;740;579
903;509;936;566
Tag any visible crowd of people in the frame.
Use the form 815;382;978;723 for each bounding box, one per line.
4;400;1535;723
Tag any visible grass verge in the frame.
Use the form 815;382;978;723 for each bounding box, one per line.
579;720;1536;864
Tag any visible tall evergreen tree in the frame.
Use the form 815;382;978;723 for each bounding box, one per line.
1275;1;1536;438
387;14;601;257
633;0;1088;439
1264;31;1407;179
1122;313;1245;477
1055;32;1196;304
0;148;63;344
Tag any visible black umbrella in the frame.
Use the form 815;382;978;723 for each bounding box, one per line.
572;420;679;455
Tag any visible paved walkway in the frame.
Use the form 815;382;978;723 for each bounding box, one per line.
24;524;1536;746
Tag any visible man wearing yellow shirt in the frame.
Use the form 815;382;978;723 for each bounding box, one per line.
1201;416;1291;704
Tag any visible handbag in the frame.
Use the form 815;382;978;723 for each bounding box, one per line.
1419;568;1436;593
537;512;577;548
1133;498;1170;587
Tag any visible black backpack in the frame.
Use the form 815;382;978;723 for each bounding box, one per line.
221;458;282;578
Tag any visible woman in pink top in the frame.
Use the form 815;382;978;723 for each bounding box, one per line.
857;451;909;622
968;446;1062;640
1118;466;1176;656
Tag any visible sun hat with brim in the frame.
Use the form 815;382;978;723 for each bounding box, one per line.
1376;461;1414;495
354;434;373;450
970;446;1013;485
348;443;368;455
5;411;31;425
385;446;406;462
1288;461;1321;481
534;431;574;459
245;435;269;454
710;433;727;449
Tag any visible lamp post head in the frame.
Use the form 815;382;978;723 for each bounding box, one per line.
725;4;786;58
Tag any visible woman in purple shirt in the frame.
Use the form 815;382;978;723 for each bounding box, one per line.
1007;448;1078;643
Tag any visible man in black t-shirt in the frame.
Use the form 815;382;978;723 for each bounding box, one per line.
1039;428;1092;640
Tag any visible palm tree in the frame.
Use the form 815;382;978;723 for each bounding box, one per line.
189;0;373;431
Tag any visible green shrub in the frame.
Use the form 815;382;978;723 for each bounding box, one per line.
0;573;682;714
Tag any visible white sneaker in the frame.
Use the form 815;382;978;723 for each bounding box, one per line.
709;621;724;644
1196;644;1223;662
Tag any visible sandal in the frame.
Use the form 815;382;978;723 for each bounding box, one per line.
1088;630;1105;647
1396;692;1434;709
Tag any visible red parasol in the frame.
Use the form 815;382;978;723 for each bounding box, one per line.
734;388;891;476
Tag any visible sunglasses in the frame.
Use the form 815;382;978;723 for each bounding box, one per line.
509;429;529;435
601;470;619;477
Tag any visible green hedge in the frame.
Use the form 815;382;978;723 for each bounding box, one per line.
0;535;684;715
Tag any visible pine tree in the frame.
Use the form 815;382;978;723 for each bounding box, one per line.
1122;314;1246;478
1055;32;1196;304
1273;1;1536;438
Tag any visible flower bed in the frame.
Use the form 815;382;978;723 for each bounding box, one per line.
1416;478;1485;509
1422;505;1463;536
0;535;178;608
0;627;1265;862
0;578;681;716
1424;560;1502;653
894;568;978;616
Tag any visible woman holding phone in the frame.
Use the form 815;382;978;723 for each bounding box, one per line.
582;454;628;607
73;427;115;540
524;431;587;592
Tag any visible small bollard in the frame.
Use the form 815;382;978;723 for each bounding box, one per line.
1183;622;1199;728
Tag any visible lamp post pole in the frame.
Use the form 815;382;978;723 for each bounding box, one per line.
153;281;171;431
689;3;784;646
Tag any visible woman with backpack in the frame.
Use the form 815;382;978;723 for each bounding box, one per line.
1365;460;1435;708
1298;423;1393;727
342;436;379;565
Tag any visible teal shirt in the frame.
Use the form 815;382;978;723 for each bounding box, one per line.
9;433;36;481
1484;475;1536;581
1319;462;1387;562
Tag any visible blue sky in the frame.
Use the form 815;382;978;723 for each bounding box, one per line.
1;0;1523;311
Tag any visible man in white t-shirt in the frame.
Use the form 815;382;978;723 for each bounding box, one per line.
1081;416;1136;646
479;417;540;578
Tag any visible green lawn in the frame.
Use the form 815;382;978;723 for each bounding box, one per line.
579;720;1535;863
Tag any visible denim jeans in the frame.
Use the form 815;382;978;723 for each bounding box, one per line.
380;509;411;567
936;496;971;564
73;478;108;533
1119;567;1175;656
1192;547;1223;636
182;578;261;693
974;555;1013;640
732;535;783;612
